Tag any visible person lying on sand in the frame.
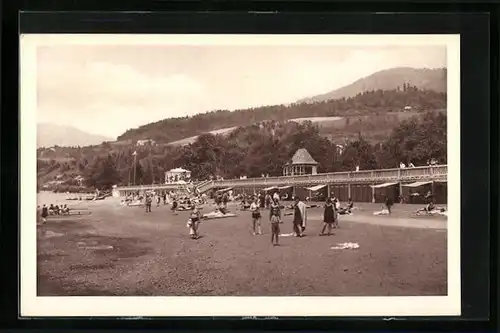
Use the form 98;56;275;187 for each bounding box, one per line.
416;202;446;215
240;199;251;210
338;199;353;215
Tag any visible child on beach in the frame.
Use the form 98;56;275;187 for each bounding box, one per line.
187;206;202;239
171;198;178;215
250;197;262;235
269;198;281;246
333;198;340;228
156;195;161;207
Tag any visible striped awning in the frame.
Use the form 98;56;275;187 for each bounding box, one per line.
306;184;327;192
216;187;233;193
263;186;278;191
278;185;292;190
402;181;433;188
370;182;399;189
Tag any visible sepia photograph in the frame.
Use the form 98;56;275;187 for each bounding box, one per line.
20;34;460;317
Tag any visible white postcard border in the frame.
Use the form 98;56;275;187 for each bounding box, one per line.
20;34;461;317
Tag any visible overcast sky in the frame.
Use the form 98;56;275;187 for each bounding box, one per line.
36;44;446;138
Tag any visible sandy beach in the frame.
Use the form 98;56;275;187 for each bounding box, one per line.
36;195;447;296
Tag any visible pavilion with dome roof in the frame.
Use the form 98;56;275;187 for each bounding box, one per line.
282;148;319;176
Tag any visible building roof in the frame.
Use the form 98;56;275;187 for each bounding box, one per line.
168;167;191;173
288;148;318;165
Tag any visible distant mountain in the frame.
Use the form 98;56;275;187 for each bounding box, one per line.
37;123;113;148
298;67;447;103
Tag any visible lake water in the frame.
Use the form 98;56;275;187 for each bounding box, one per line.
37;191;83;206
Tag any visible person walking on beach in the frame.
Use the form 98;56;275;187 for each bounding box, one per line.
156;194;161;207
145;195;152;213
41;204;48;223
320;198;335;236
385;195;394;215
269;198;281;246
250;197;262;235
293;197;307;237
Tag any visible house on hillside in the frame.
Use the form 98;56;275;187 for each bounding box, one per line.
403;105;412;112
136;139;156;146
283;148;319;176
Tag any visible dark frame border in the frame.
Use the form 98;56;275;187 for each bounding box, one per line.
1;5;496;332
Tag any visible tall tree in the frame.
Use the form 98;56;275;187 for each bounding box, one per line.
85;155;122;190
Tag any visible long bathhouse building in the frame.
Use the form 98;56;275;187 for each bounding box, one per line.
113;162;448;205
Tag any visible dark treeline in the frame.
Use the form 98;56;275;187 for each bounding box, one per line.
38;111;446;191
117;88;446;144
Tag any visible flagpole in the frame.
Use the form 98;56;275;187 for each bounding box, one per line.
133;151;137;185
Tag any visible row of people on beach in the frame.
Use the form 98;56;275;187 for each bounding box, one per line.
249;196;352;246
186;195;353;246
37;204;70;222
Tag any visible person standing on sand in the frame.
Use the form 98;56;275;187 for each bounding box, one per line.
259;193;265;209
171;198;178;215
250;197;262;235
265;193;271;209
156;195;161;207
269;198;281;246
145;195;152;213
333;198;340;228
273;191;280;202
320;198;335;236
187;206;202;239
222;192;229;209
293;197;307;237
215;193;222;208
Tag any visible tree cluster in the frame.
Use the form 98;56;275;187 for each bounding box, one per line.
37;111;447;191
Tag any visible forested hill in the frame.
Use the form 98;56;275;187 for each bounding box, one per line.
298;67;446;103
117;87;446;144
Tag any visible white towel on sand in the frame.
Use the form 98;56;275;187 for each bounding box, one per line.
331;242;360;250
373;209;389;216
